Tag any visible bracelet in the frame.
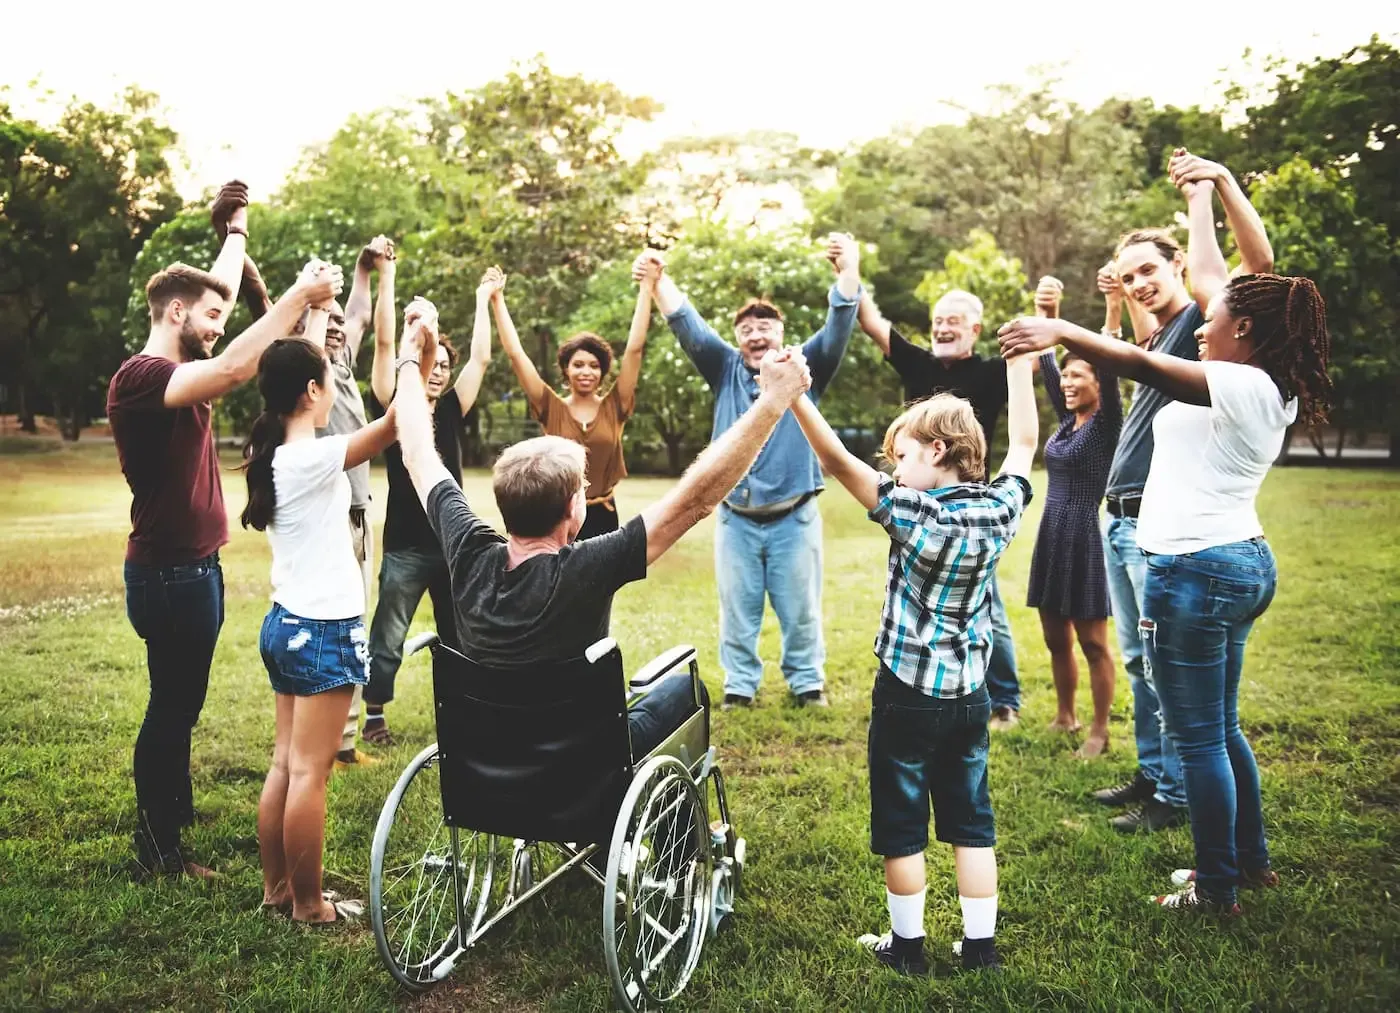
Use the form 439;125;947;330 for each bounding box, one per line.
395;357;421;372
1102;327;1123;339
225;226;248;238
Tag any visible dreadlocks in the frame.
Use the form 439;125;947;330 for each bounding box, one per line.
1222;274;1333;424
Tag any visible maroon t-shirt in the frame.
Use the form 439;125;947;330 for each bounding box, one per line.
107;355;228;565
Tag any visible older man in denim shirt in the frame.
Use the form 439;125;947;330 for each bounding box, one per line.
634;235;862;708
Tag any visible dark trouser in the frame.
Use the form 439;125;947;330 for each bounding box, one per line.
123;554;225;857
628;675;710;759
579;498;620;541
984;569;1020;712
365;548;460;707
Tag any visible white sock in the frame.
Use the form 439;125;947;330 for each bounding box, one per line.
887;888;926;940
959;894;997;940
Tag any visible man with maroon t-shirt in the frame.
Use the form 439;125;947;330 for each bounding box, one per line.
108;186;342;878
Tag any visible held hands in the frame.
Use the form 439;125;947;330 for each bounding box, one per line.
631;250;665;288
210;180;249;240
1033;275;1063;318
358;235;396;272
1096;260;1124;307
295;259;343;308
997;316;1064;360
401;296;440;387
824;232;859;275
476;266;506;302
1168;147;1220;199
756;346;812;404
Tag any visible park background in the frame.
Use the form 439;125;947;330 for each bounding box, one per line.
3;9;1399;1011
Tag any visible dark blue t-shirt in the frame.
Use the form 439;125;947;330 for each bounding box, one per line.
1105;303;1203;499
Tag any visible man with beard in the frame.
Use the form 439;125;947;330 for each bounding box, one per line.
853;289;1024;730
631;234;863;710
108;183;342;879
1089;147;1275;833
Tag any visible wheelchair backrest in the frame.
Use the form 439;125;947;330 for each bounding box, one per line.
430;642;633;845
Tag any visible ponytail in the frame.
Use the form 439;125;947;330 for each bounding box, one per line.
239;337;331;530
241;411;285;531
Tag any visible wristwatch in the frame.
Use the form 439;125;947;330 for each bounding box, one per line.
225;225;248;238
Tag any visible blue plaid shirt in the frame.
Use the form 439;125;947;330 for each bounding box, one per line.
869;473;1032;698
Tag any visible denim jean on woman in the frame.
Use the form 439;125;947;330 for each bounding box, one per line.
1140;538;1278;904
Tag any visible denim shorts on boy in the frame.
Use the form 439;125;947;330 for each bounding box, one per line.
259;602;369;696
868;664;995;857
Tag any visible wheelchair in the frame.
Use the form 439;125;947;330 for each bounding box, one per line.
368;632;746;1012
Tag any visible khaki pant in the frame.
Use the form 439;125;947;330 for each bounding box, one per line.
344;508;374;753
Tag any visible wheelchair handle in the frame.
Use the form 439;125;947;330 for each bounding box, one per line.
405;632;441;657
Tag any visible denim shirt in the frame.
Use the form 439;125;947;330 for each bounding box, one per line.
665;284;860;510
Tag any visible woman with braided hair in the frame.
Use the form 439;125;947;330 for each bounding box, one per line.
997;148;1331;916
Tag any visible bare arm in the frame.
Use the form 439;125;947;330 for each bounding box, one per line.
342;262;372;363
207;181;249;316
345;406;398;469
1170;150;1273;277
640;352;811;565
614;274;654;415
452;276;496;415
856;291;892;356
1184;181;1230;312
791;395;880;510
998;355;1039;479
163;267;339;409
208;232;248;317
490;284;548;408
302;306;329;349
397;323;454;509
369;259;398;406
239;256;274;321
998;317;1209;407
649;267;685;317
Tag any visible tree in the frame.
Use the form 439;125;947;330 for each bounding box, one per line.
1250;157;1400;462
1;87;180;438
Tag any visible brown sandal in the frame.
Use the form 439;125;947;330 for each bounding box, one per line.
362;719;395;746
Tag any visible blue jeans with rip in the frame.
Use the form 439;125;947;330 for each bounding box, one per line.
714;500;824;699
984;569;1020;712
1142;539;1277;905
1104;515;1186;807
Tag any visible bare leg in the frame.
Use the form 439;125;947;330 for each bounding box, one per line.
953;846;997;898
258;693;296;906
885;852;925;896
1039;610;1081;732
285;687;354;922
1074;618;1115;758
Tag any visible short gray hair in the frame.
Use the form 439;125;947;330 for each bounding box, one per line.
492;436;587;536
933;289;984;323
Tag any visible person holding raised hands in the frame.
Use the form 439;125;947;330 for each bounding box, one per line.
784;337;1039;974
487;260;655;540
998;147;1331;914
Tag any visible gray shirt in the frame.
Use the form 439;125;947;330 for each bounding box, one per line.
1105;302;1203;500
316;343;370;508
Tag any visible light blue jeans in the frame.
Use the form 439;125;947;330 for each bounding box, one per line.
1104;515;1186;807
984;570;1020;712
714;500;825;698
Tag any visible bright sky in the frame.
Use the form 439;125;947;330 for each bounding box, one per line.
5;1;1395;200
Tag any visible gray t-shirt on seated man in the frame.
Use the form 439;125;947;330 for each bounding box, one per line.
425;479;649;667
316;343;371;509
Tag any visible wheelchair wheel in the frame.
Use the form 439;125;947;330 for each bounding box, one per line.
370;744;493;991
603;756;713;1012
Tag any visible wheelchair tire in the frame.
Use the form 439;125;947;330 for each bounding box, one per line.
370;743;470;992
602;755;713;1012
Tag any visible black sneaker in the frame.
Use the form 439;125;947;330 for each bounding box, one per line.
1110;797;1189;833
1092;771;1156;807
721;694;753;711
953;936;1003;971
797;690;829;708
857;931;928;976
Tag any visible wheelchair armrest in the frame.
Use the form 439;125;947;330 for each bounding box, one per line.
405;632;440;657
586;637;619;664
629;645;697;693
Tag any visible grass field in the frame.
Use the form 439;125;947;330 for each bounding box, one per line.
0;441;1397;1012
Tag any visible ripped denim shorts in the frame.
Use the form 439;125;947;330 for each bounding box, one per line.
258;602;369;696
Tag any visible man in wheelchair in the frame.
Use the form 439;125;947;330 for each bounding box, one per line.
390;300;813;746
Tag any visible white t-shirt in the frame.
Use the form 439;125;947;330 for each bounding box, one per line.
267;435;363;620
1137;362;1297;555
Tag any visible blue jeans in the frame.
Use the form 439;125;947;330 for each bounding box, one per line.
366;548;460;706
1104;516;1186;807
984;570;1020;711
1142;539;1277;904
123;554;225;855
714;500;824;698
259;604;369;696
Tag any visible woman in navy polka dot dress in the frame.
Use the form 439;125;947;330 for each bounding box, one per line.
1025;275;1124;757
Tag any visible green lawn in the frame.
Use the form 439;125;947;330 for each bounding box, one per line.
1;442;1397;1011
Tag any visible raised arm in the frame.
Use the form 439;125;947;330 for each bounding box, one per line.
341;238;383;365
163;264;341;409
614;261;658;415
1180;177;1230;312
855;290;893;357
452;269;499;416
802;233;862;392
1034;275;1067;418
634;250;735;387
999;354;1039;480
1170;149;1273;277
393;313;453;508
489;273;548;409
791;394;880;510
998;316;1209;408
239;256;274;321
640;350;812;565
345;405;399;469
369;251;399;406
208;181;250;316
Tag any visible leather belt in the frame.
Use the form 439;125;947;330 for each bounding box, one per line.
1106;496;1141;519
726;492;814;525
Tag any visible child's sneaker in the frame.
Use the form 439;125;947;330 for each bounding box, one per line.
1170;867;1280;889
857;931;928;976
1150;882;1243;916
951;936;1003;971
